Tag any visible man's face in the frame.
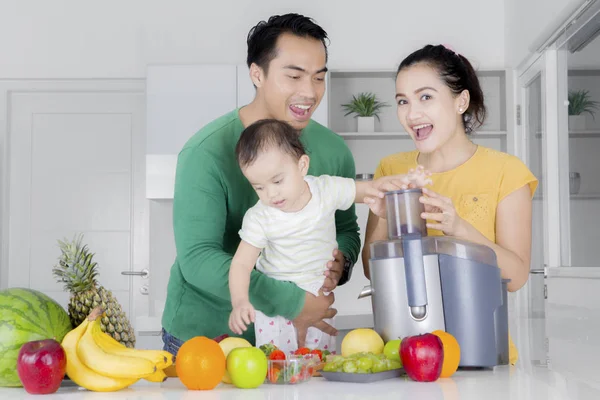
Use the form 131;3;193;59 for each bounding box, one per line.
252;33;327;130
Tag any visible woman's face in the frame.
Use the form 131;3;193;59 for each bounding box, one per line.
395;63;468;154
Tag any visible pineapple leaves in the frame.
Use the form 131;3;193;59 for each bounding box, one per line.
52;233;98;293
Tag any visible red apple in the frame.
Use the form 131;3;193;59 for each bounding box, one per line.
212;333;230;343
400;333;444;382
17;339;66;394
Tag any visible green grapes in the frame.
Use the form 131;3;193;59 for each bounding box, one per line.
322;352;402;374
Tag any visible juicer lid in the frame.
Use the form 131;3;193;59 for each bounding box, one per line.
369;236;498;267
385;188;423;195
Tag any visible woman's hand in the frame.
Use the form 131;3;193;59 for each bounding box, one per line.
420;187;467;237
363;165;433;219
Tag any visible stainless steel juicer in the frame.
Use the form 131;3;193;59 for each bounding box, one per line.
358;188;510;367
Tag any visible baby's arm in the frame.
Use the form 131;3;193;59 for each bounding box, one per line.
228;240;262;335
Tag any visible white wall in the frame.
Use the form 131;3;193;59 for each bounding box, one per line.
0;0;505;79
504;0;587;67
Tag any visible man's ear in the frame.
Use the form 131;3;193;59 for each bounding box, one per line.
299;155;310;175
249;63;264;88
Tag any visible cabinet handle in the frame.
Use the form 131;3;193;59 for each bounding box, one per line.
121;269;149;278
529;269;545;275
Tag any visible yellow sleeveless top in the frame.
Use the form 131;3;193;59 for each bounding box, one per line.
374;146;539;365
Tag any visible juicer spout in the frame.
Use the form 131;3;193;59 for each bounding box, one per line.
358;285;373;299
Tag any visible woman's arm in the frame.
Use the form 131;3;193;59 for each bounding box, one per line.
458;185;533;291
421;185;533;292
361;211;389;280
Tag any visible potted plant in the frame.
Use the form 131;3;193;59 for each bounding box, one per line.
568;89;599;131
341;92;389;132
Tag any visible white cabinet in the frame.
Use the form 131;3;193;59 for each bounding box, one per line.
146;64;238;155
146;64;238;199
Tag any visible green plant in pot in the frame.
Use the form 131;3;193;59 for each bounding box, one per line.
341;92;389;132
568;89;599;131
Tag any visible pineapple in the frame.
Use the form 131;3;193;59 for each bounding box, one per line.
52;234;136;348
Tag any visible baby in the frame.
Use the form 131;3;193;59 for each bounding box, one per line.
228;119;431;354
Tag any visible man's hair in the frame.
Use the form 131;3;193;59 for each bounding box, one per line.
235;119;306;169
246;13;329;74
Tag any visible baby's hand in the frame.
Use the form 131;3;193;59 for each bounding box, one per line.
405;165;433;188
229;302;256;335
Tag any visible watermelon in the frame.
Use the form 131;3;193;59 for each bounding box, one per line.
0;287;72;387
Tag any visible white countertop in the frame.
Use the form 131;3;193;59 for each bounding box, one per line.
0;365;596;400
3;305;600;399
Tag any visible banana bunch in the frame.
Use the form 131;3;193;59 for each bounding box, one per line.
61;307;175;392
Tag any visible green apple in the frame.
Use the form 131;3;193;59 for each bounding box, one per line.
226;347;268;389
383;339;402;363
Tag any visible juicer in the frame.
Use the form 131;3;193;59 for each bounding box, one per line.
358;188;510;367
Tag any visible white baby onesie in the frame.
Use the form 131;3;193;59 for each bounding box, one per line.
238;174;356;354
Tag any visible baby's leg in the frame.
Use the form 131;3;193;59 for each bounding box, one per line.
304;316;337;354
298;280;337;353
254;310;298;354
254;310;283;349
277;319;298;355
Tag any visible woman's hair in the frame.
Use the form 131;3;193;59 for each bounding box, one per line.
235;119;306;169
396;44;486;134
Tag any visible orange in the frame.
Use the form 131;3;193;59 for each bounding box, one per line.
175;336;226;390
432;330;461;378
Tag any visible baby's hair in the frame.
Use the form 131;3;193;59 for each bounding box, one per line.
235;119;307;169
397;44;486;134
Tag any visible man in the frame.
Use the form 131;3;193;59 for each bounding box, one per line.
161;13;361;354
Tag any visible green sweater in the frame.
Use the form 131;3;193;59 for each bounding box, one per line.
161;109;360;344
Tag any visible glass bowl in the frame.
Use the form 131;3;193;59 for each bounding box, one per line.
265;354;320;384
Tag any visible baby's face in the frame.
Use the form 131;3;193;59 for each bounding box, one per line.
242;146;309;212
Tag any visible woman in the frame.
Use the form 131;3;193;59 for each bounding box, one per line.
362;44;538;365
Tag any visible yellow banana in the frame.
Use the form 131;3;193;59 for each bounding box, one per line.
91;321;174;369
144;369;167;383
61;318;139;392
77;320;157;379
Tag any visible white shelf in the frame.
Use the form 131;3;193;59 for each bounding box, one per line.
546;267;600;279
571;193;600;199
535;130;600;138
340;131;408;139
340;130;507;140
534;193;600;200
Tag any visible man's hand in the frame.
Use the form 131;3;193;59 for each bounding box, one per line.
322;249;344;292
292;290;338;348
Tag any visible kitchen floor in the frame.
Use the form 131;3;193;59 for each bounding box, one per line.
1;307;599;399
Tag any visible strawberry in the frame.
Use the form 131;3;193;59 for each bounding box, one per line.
269;349;286;361
294;347;310;356
309;349;323;361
